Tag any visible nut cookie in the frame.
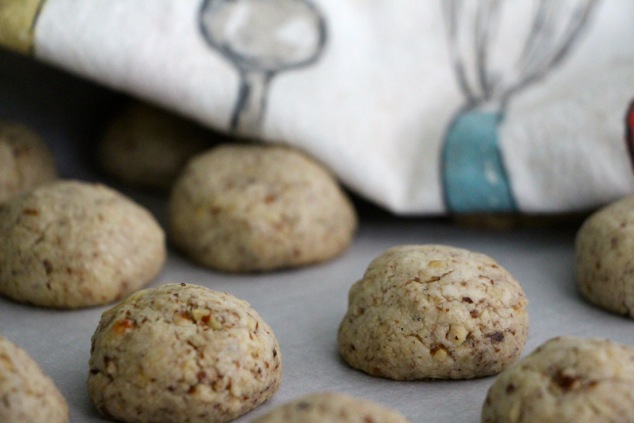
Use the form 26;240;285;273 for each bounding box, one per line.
0;180;165;308
0;336;68;423
575;195;634;317
169;144;357;272
338;245;528;380
98;101;216;191
88;283;282;423
482;336;634;423
250;392;411;423
0;120;57;204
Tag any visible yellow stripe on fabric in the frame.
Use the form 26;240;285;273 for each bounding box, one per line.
0;0;47;55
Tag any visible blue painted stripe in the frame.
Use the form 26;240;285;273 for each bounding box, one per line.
442;111;517;213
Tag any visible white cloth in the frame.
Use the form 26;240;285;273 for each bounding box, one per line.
26;0;634;214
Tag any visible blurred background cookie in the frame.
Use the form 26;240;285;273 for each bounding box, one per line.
168;144;357;272
97;101;224;191
0;120;57;205
0;336;68;423
88;283;282;423
338;244;528;380
0;180;165;308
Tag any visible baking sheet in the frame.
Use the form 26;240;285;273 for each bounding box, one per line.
1;48;633;423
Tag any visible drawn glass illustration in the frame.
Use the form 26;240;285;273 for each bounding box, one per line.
441;0;598;213
199;0;326;136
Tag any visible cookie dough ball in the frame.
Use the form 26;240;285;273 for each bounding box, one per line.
88;283;282;423
482;336;634;423
0;180;165;308
169;144;357;272
250;392;411;423
98;101;217;191
0;336;68;423
338;245;528;380
0;120;57;204
575;195;634;317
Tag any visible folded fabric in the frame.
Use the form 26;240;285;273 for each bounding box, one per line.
1;0;633;214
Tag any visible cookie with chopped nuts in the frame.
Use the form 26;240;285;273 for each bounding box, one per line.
88;283;282;423
0;180;165;308
575;195;634;317
0;120;57;204
0;336;68;423
250;392;411;423
168;144;357;272
337;244;528;380
482;336;634;423
97;101;217;191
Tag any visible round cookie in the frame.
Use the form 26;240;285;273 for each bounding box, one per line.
0;336;68;423
0;180;165;308
97;101;217;191
250;392;411;423
575;195;634;317
0;120;57;204
168;144;357;272
482;336;634;423
337;244;528;380
88;283;282;423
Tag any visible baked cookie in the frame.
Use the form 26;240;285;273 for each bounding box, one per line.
0;180;165;308
575;195;634;317
482;336;634;423
168;144;357;272
88;283;282;423
97;101;218;191
0;120;57;204
0;336;68;423
250;392;411;423
338;244;528;380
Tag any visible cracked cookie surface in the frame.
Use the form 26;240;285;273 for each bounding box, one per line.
481;336;634;423
0;180;165;308
337;245;528;380
88;283;282;423
250;392;411;423
0;336;68;423
575;195;634;317
0;120;57;204
168;144;357;272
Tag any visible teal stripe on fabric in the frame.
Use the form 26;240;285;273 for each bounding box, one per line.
442;111;517;213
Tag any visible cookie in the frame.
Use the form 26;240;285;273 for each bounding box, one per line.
0;180;165;308
97;101;217;191
338;244;528;380
250;392;411;423
0;120;57;204
0;336;68;423
482;336;634;423
575;195;634;317
88;283;282;423
168;144;357;272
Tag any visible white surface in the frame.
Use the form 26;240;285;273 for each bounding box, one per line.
1;49;633;423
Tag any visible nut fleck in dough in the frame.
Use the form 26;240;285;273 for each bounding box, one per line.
575;195;634;317
250;392;411;423
0;120;57;204
98;101;217;191
169;144;357;272
482;336;634;423
0;180;165;308
0;336;68;423
88;283;282;423
338;245;528;380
